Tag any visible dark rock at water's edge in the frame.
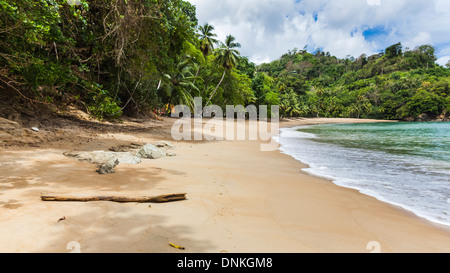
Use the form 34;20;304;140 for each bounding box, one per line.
403;112;450;122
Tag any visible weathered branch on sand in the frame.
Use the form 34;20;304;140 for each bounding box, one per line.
41;193;187;203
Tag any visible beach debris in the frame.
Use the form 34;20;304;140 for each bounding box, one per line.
169;242;185;250
31;127;40;132
138;143;165;159
58;216;66;222
96;158;119;175
41;193;187;203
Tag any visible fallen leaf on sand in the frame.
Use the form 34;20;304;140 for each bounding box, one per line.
169;242;185;250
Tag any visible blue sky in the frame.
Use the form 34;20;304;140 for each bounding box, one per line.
187;0;450;66
361;25;390;42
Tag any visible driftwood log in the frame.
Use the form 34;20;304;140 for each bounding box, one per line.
41;193;187;203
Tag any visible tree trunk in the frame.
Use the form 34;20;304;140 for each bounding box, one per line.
41;193;187;203
156;79;162;90
203;69;226;113
189;68;201;95
193;67;200;85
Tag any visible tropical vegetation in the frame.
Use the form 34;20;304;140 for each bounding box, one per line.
258;44;450;120
1;0;449;121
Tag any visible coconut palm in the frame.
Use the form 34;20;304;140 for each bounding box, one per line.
203;35;241;108
280;89;301;117
161;56;201;110
191;23;218;90
198;23;218;57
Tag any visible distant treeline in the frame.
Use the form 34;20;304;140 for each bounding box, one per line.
257;43;450;120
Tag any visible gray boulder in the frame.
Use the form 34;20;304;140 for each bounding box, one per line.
138;144;165;159
114;152;142;164
64;151;142;165
154;141;176;150
97;159;119;175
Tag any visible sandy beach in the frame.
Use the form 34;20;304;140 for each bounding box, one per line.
0;117;449;253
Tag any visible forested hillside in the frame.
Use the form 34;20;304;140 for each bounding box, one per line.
257;43;450;120
1;0;449;121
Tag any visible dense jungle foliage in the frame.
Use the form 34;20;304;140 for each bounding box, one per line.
1;0;449;120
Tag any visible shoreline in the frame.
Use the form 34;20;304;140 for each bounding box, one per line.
277;119;450;229
275;119;450;252
0;117;450;252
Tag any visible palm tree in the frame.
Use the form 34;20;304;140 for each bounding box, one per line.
315;87;325;117
203;35;241;109
198;23;218;57
191;23;218;91
280;89;301;117
161;56;201;110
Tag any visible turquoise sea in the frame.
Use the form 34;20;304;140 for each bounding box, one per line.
277;122;450;227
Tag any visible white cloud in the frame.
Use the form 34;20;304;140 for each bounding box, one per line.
187;0;450;64
437;56;450;67
404;32;433;50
